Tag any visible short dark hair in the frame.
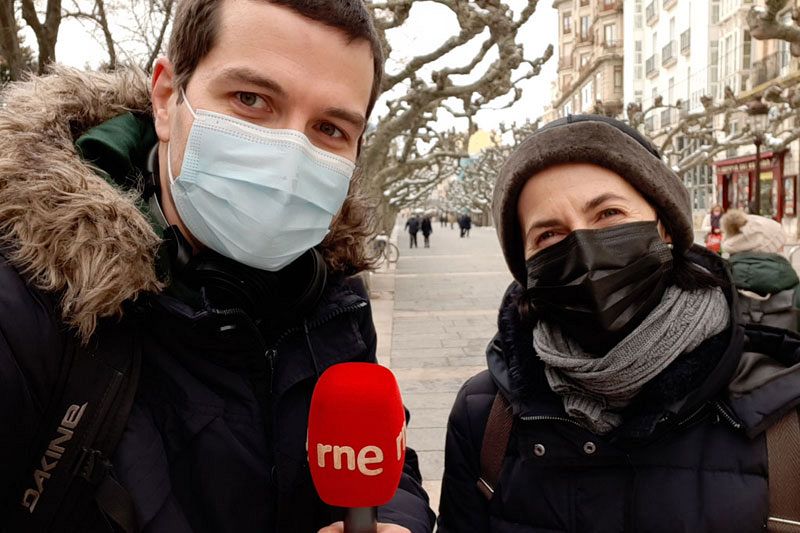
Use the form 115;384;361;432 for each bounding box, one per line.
168;0;385;119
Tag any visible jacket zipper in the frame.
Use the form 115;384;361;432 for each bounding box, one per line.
713;400;743;429
519;414;585;428
265;300;368;393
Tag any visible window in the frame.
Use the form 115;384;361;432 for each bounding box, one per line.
681;29;691;53
580;53;590;68
669;17;675;41
563;102;572;116
652;32;658;56
710;40;719;98
635;0;643;29
582;81;594;109
614;66;623;89
635;40;643;80
604;24;616;45
580;16;591;39
725;34;735;80
686;66;691;103
563;12;572;34
743;30;751;70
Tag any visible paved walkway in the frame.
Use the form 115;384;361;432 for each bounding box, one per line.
369;222;512;514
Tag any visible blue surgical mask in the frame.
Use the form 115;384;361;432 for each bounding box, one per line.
167;92;355;271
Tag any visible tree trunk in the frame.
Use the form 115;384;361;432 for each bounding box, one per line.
0;3;25;81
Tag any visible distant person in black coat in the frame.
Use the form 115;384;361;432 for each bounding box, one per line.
458;213;472;238
421;216;433;248
405;215;420;248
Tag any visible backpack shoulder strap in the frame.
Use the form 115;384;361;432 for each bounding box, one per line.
767;407;800;531
477;391;513;501
7;321;142;533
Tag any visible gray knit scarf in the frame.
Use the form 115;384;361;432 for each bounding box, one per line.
533;285;730;434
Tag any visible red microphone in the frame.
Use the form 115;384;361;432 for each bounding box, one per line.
308;362;407;533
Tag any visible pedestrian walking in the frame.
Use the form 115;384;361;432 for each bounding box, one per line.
702;204;724;254
458;212;472;238
722;210;800;331
406;214;420;248
421;216;433;248
440;213;447;227
438;115;800;532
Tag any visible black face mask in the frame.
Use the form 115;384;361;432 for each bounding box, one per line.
525;221;673;354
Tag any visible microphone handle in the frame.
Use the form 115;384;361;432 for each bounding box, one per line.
344;506;377;533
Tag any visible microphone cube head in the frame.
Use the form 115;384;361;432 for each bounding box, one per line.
307;362;407;508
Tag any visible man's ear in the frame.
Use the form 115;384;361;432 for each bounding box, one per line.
151;57;175;144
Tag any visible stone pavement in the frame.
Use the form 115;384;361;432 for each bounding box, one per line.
368;222;512;516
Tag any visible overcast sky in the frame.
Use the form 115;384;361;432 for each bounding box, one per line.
50;0;558;132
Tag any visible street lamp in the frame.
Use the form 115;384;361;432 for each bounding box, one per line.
747;97;770;215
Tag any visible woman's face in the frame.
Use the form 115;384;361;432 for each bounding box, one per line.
518;162;671;259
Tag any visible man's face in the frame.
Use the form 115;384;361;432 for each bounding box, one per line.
151;0;375;247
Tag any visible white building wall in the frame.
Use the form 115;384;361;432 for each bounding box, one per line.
636;0;711;122
622;0;640;106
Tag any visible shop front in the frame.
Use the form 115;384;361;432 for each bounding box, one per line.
714;150;794;222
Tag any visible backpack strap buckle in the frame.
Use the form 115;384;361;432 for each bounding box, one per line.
74;448;112;485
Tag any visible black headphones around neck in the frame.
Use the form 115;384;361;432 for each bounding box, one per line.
144;145;327;325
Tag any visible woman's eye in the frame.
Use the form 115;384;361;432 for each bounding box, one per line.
599;208;622;219
319;122;344;138
237;92;265;108
537;231;557;245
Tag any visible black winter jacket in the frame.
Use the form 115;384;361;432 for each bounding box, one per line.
0;70;434;533
438;248;800;533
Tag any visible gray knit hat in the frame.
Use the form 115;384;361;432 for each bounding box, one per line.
492;114;693;285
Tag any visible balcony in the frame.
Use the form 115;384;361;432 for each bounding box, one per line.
752;50;791;86
603;38;622;50
646;54;659;78
661;108;673;128
599;0;623;14
663;0;677;9
577;31;595;46
646;1;658;25
662;41;677;67
559;55;574;70
680;30;690;54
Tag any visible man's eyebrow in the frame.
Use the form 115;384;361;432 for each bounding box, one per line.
214;67;366;132
324;107;367;132
216;66;287;97
583;193;627;213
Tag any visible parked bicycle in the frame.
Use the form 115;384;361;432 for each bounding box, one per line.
371;234;399;265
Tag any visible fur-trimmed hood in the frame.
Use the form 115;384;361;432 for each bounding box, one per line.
0;67;162;343
0;67;375;343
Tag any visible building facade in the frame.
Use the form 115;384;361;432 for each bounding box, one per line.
552;0;625;118
710;0;800;233
624;0;717;218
